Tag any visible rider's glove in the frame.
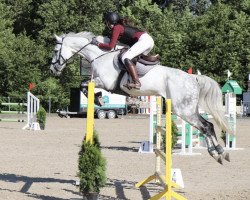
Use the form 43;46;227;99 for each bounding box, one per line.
91;37;99;46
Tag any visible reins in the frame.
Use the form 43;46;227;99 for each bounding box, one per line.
52;37;122;71
51;37;92;68
90;48;121;64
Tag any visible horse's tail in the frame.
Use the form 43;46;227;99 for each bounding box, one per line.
194;75;231;133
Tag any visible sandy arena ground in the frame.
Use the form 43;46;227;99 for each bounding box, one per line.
0;114;249;200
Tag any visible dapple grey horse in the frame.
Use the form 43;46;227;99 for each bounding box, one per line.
50;32;231;164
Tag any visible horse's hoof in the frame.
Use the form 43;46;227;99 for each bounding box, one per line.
213;155;223;165
222;152;230;162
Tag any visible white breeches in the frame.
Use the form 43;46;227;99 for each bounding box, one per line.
121;33;154;64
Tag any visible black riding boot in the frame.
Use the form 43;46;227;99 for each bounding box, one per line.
124;58;141;89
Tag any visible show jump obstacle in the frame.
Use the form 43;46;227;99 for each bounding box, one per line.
136;98;187;200
22;92;40;130
85;81;95;144
0;92;40;130
222;80;243;150
139;96;156;153
84;85;186;199
0;101;26;122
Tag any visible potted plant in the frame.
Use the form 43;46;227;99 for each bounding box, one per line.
78;130;106;200
36;106;46;130
162;120;179;152
153;120;179;151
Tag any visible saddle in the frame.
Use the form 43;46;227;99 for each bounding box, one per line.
114;48;160;77
110;48;160;95
118;48;160;66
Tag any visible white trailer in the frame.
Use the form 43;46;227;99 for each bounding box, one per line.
58;88;127;119
80;88;127;119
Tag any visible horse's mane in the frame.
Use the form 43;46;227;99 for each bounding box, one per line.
59;31;125;48
59;31;96;40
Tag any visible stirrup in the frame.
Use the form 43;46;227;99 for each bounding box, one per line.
123;82;141;90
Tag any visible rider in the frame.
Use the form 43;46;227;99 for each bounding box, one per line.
91;11;155;89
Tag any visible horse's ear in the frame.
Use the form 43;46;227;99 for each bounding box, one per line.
54;34;62;43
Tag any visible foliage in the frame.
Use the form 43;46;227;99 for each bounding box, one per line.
36;106;46;129
0;0;249;109
78;130;106;194
161;120;179;151
32;77;70;112
184;3;250;87
171;120;179;147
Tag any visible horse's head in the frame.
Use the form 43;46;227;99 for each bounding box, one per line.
50;34;74;76
50;31;123;76
50;32;105;76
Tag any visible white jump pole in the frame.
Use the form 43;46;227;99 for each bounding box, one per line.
225;92;238;149
149;96;156;152
138;96;156;153
180;120;186;154
177;118;201;156
22;92;40;130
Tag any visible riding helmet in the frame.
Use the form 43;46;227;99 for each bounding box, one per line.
104;12;120;25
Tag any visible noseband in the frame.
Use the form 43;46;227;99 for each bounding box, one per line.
51;37;92;72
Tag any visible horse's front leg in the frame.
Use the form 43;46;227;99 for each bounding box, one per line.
80;77;105;106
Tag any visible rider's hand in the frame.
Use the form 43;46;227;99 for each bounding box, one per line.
91;37;99;46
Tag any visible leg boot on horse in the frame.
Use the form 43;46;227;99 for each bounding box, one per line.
123;58;141;89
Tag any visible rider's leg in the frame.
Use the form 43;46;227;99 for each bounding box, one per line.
122;33;154;61
123;58;141;89
121;33;154;89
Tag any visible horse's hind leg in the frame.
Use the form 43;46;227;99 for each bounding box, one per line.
182;112;230;164
197;115;230;164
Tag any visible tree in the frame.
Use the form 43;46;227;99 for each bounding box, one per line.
0;2;16;96
33;77;69;111
222;0;250;15
185;3;250;87
5;34;44;97
0;0;249;108
191;0;211;15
